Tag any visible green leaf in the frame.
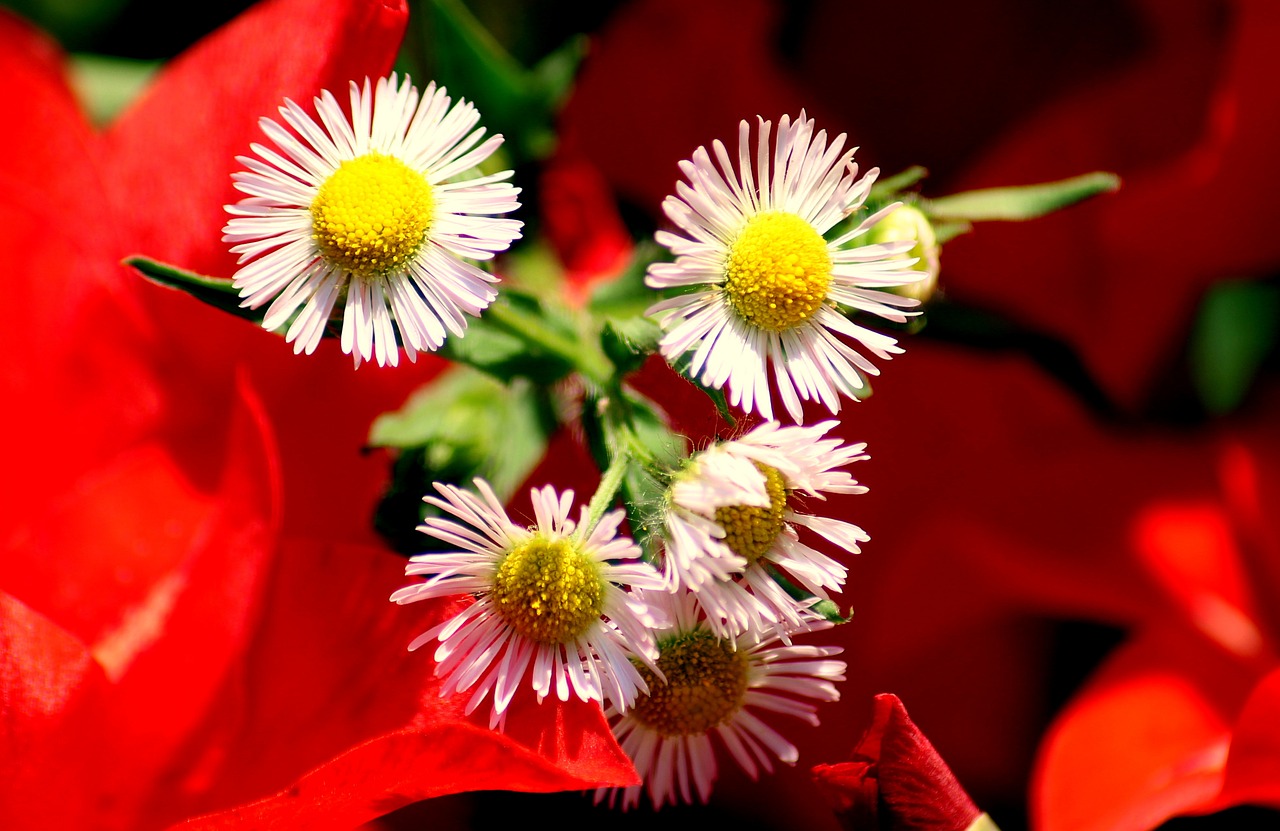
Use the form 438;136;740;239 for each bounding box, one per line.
588;241;666;319
127;256;267;326
419;0;585;161
130;256;586;383
869;165;928;201
923;172;1120;222
601;316;662;374
459;291;592;384
1190;280;1280;414
370;366;555;553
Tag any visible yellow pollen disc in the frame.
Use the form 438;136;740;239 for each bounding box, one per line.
310;152;434;278
723;210;833;332
490;536;605;644
631;630;749;736
715;463;788;565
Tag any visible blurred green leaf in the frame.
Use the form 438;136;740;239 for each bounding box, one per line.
923;172;1120;222
370;366;555;553
869;165;927;201
588;241;665;319
1190;280;1280;414
419;0;585;161
4;0;129;50
69;53;159;127
438;299;578;384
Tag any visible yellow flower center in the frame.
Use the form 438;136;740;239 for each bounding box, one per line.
723;211;832;332
310;152;434;278
714;463;789;565
490;536;605;644
631;630;749;736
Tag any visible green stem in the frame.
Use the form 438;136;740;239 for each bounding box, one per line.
583;450;630;535
484;301;613;387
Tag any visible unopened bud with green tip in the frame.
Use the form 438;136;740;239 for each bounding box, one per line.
866;204;940;304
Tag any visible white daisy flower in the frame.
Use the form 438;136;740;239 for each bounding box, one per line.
646;111;921;422
390;479;666;728
223;74;522;367
598;588;846;809
662;420;869;640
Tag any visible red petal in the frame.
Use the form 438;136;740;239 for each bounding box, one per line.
1032;628;1255;831
3;374;282;829
104;0;409;279
0;11;161;529
147;536;634;826
940;1;1280;407
539;154;634;305
96;0;436;546
0;593;109;829
1220;667;1280;809
813;694;980;831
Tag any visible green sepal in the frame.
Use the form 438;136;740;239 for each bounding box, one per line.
922;172;1120;222
418;0;585;162
126;256;268;326
1190;280;1280;414
601;316;663;375
618;395;688;561
370;366;556;554
580;389;685;562
932;220;973;244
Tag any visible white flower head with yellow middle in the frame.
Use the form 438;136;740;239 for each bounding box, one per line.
391;479;666;729
224;74;522;367
597;587;846;810
646;112;921;422
662;420;869;640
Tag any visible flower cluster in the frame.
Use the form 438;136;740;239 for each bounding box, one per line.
358;107;922;807
16;1;1275;829
220;78;918;805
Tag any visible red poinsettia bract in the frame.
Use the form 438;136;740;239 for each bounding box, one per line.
1033;416;1280;831
0;2;637;828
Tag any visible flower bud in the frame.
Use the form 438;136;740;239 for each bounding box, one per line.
811;694;996;831
866;204;940;303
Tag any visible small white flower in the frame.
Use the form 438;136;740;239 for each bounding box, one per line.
662;420;869;640
646;111;921;422
224;74;522;367
598;588;846;809
390;479;665;728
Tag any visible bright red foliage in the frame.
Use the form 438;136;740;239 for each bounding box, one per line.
0;2;637;828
